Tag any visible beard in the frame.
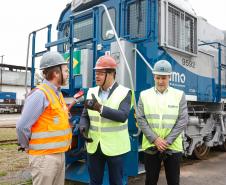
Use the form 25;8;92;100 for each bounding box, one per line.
62;78;68;86
57;76;68;86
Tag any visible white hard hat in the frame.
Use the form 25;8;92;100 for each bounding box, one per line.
152;60;172;75
40;51;67;70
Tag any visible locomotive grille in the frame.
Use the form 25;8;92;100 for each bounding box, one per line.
168;4;197;54
127;0;146;39
74;18;93;41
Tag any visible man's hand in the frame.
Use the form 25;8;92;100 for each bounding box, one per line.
84;94;102;112
18;146;25;152
79;127;93;143
154;137;169;152
18;145;28;153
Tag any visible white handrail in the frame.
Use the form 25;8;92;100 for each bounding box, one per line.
134;47;153;71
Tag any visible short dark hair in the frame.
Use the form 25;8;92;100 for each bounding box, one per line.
42;65;61;81
106;69;116;79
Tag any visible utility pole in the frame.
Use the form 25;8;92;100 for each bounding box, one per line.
0;55;4;92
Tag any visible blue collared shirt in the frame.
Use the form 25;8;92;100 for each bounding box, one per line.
99;82;115;111
16;80;61;149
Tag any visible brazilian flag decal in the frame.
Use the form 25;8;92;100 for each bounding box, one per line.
63;50;81;75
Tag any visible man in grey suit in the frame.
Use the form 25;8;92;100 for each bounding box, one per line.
79;54;132;185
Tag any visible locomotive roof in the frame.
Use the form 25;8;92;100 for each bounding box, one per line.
169;0;196;16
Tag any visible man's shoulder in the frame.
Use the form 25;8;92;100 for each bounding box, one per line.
26;88;46;100
169;87;184;95
88;86;99;91
140;87;154;96
87;86;99;96
117;84;131;92
25;88;46;104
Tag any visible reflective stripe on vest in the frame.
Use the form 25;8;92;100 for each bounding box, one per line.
150;123;174;129
30;140;71;150
86;85;131;156
41;84;55;104
145;114;178;120
89;124;128;132
145;114;160;119
89;116;125;123
31;128;71;139
141;87;183;151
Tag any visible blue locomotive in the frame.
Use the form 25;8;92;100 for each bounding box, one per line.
0;92;22;113
27;0;226;184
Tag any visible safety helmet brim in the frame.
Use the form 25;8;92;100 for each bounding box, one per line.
93;66;116;70
152;71;172;75
40;61;68;70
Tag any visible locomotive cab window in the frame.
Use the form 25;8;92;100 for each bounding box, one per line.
160;2;197;55
127;0;147;39
102;8;116;40
74;17;93;41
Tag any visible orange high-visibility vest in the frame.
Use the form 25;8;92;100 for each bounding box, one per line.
28;84;72;155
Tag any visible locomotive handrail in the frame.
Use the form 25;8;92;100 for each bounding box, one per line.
199;41;226;48
71;4;135;92
220;114;225;133
72;4;140;137
134;47;153;71
133;47;154;137
24;25;52;97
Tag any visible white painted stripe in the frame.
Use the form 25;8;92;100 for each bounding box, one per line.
185;95;197;101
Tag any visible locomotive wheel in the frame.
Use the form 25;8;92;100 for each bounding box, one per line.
193;144;210;160
219;140;226;151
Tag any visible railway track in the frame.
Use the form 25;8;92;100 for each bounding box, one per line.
0;124;17;144
0;125;16;128
0;139;18;145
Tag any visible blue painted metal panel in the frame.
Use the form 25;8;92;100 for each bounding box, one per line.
0;92;16;100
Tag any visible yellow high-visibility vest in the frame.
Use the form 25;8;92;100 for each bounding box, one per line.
140;87;183;152
87;85;131;156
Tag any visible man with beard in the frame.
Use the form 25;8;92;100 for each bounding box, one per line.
16;51;72;185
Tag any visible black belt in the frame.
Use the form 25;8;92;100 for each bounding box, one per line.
145;147;173;160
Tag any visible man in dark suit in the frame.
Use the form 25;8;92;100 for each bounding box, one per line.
79;54;132;185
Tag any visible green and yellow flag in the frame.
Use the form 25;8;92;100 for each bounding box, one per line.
64;50;81;75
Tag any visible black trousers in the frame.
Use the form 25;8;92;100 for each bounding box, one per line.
144;152;182;185
87;144;124;185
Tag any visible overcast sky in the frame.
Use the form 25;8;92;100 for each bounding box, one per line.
0;0;226;66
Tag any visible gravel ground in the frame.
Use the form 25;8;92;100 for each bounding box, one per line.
0;114;30;185
0;144;31;185
0;114;20;127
